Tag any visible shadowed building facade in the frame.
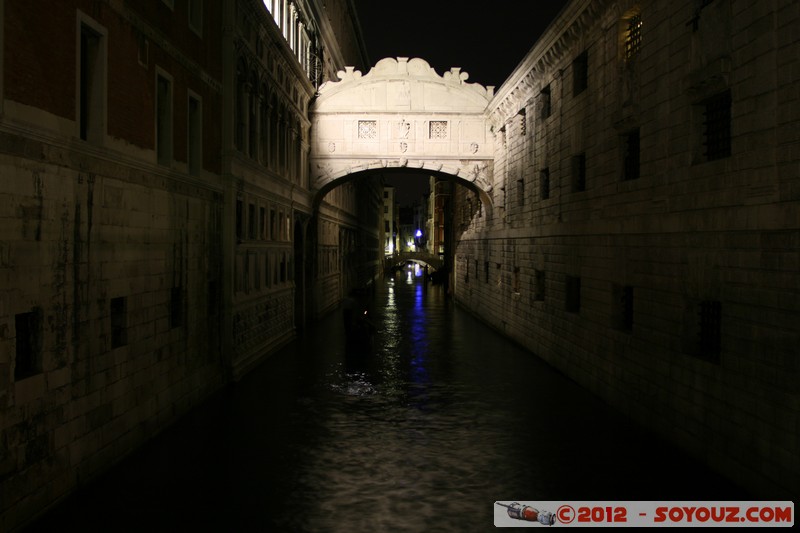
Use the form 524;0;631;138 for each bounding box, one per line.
453;0;798;499
0;1;380;530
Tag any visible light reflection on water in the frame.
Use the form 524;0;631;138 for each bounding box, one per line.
31;274;752;533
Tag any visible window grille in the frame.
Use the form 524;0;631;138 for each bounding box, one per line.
617;285;634;331
358;120;377;139
625;14;642;61
429;120;448;139
703;90;731;160
170;287;184;329
573;51;588;96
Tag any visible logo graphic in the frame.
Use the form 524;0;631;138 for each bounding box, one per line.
496;502;556;525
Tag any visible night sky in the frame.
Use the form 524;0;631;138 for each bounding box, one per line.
352;0;570;90
351;1;570;204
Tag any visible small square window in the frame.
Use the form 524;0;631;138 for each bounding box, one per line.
533;270;545;301
565;276;581;313
702;90;731;161
572;153;586;192
698;300;721;360
15;308;43;380
540;168;550;200
573;51;588;96
111;297;127;348
170;287;184;329
622;128;640;181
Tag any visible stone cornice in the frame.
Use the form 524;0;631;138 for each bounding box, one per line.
317;57;494;103
488;0;610;125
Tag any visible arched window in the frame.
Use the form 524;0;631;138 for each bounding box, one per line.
278;104;287;173
269;95;279;169
260;83;269;165
235;58;248;151
620;8;642;63
248;72;258;158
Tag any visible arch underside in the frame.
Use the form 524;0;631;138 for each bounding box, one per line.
387;252;444;271
311;159;494;216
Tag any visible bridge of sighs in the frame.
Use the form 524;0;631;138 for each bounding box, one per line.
309;57;497;217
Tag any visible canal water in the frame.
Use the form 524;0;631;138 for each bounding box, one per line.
29;269;749;532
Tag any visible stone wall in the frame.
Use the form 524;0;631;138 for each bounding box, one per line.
0;141;225;531
454;0;799;499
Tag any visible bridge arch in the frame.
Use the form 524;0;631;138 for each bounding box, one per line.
386;251;444;271
309;57;496;217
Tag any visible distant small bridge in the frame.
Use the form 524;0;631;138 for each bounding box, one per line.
385;251;444;271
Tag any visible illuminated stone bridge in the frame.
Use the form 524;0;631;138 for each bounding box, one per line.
385;251;444;271
309;57;496;216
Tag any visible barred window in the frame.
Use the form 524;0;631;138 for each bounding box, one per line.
572;51;588;96
534;270;545;301
572;153;586;192
358;120;377;139
170;287;184;329
111;297;127;348
622;128;640;180
540;84;551;119
540;168;550;200
15;308;43;380
565;276;581;313
698;300;721;360
429;120;448;139
625;13;642;61
613;284;634;331
703;90;731;161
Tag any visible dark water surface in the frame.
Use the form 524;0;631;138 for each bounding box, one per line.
29;273;749;532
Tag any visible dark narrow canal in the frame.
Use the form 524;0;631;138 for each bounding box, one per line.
29;269;749;532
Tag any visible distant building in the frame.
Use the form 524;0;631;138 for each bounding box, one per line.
382;185;396;254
